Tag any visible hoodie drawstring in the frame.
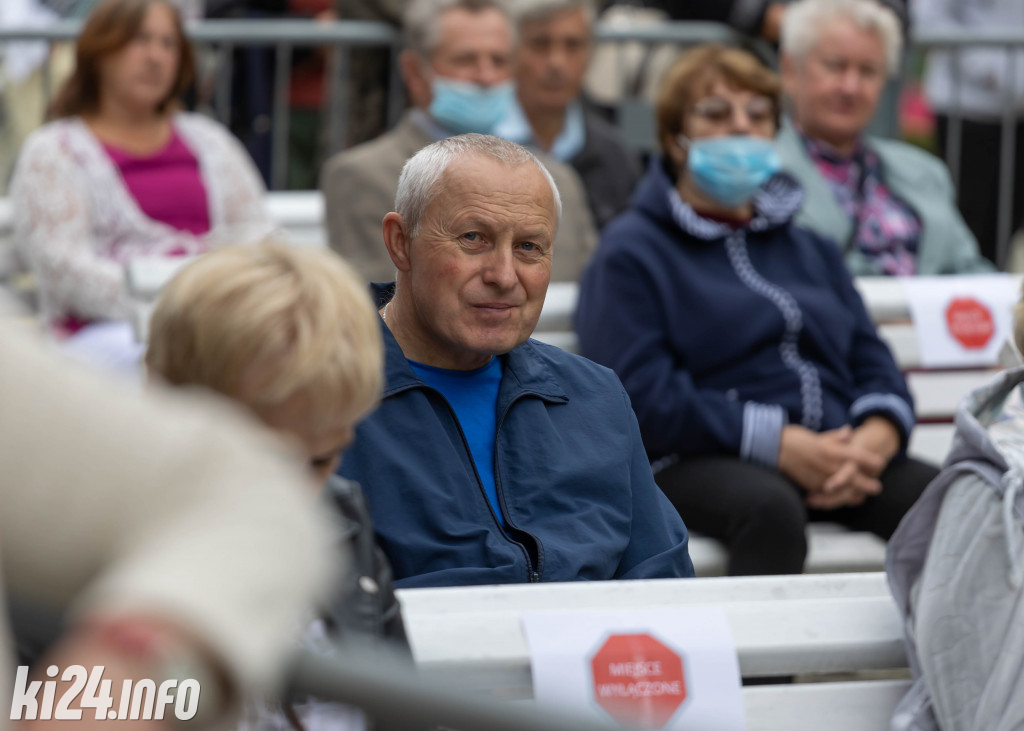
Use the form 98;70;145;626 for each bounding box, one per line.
1002;467;1024;589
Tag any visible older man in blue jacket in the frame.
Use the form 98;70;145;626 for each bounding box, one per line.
338;133;694;588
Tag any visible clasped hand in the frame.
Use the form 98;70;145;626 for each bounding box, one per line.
777;417;900;510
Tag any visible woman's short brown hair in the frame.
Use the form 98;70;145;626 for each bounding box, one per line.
49;0;194;119
655;44;782;155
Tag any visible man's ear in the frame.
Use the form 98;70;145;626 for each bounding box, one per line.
382;212;413;272
400;49;432;110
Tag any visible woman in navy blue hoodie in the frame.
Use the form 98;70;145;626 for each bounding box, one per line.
575;44;938;575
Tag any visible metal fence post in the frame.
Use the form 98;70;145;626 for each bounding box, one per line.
325;43;351;158
271;42;293;191
386;43;405;131
997;47;1018;269
213;42;234;127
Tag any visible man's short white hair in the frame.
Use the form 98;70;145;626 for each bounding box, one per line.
395;134;563;237
404;0;513;60
781;0;902;77
512;0;595;28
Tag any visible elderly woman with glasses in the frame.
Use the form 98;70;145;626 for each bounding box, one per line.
575;43;939;576
776;0;992;274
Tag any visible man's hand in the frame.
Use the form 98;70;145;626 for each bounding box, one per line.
777;424;885;495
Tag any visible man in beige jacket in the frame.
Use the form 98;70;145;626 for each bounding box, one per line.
0;322;333;728
320;0;597;283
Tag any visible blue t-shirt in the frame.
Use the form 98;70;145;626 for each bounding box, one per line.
409;357;505;526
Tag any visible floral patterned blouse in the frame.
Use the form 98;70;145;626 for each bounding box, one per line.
802;133;922;276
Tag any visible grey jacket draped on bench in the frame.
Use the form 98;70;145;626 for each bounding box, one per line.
887;365;1024;730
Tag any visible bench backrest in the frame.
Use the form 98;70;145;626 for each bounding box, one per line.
397;573;910;730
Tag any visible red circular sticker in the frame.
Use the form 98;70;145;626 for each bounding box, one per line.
590;633;687;729
945;296;995;350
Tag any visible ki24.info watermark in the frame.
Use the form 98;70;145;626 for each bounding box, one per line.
10;666;200;721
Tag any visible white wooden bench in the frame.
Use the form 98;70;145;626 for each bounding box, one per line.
266;191;326;248
0;192;326;317
397;573;911;731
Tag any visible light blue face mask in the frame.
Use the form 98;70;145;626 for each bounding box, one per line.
429;77;515;135
682;135;781;208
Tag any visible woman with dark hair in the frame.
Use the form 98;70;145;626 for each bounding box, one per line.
575;44;939;576
10;0;271;351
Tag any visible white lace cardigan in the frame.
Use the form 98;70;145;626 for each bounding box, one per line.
10;113;274;323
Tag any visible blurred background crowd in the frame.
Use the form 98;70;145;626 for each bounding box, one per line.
1;0;1022;269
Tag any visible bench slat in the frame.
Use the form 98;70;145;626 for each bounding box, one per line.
743;679;910;731
909;370;995;419
403;594;905;693
688;529;886;577
397;573;890;614
909;423;955;465
265;191;324;226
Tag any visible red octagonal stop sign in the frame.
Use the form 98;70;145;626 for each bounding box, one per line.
945;296;994;350
590;633;687;729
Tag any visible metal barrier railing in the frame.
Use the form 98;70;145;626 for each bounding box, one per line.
1;20;1023;264
0;20;743;191
912;29;1024;269
288;645;618;731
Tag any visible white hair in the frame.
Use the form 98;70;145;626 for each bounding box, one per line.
395;134;563;237
781;0;902;77
512;0;595;27
403;0;513;60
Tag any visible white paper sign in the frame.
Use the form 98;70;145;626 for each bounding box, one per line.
902;274;1019;368
522;607;744;731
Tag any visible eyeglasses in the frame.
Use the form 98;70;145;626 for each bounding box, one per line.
689;96;775;126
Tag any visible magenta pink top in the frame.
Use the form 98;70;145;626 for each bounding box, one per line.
101;128;211;236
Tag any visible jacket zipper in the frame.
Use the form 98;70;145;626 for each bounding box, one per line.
420;386;538;579
495;394;545;583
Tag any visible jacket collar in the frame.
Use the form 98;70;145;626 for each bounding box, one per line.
633;156;804;242
371;283;568;404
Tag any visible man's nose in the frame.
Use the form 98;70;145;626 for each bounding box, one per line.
472;59;508;88
481;246;518;289
547;47;570;76
838;68;862;95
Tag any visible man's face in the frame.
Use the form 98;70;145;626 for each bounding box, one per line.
515;7;592;114
399;156;557;370
781;17;887;149
405;6;513;109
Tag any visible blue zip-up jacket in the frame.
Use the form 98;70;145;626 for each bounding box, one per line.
339;287;695;588
575;159;915;468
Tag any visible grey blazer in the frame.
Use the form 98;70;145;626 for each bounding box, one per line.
776;122;993;275
320;112;599;283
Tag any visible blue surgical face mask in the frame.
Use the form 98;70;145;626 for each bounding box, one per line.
681;135;781;207
429;77;515;135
